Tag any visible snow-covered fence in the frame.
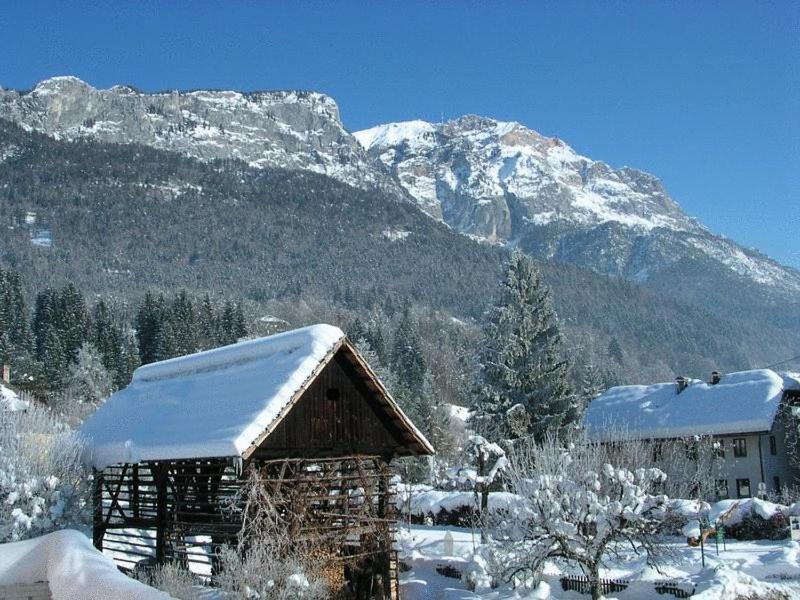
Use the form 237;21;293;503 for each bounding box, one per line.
560;576;629;596
0;581;51;600
394;485;522;527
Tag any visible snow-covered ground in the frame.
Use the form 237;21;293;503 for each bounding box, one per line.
0;529;168;599
398;525;800;599
0;382;28;411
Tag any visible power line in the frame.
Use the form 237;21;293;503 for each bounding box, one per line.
761;354;800;370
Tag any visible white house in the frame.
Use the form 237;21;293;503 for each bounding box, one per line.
584;369;800;500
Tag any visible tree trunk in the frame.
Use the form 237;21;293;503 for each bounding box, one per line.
590;561;601;600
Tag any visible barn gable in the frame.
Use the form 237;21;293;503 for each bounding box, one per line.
253;344;424;458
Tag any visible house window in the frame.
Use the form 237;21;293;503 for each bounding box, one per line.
651;443;663;462
733;438;747;458
685;441;699;462
736;478;751;498
326;388;341;401
770;435;777;456
716;479;729;500
774;476;781;492
715;440;725;459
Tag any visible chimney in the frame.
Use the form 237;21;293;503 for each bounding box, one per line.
711;371;721;385
1;364;9;385
676;376;688;394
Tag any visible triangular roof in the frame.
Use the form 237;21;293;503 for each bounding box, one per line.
81;324;433;469
584;369;800;441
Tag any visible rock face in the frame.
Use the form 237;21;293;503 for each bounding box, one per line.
355;116;800;295
0;76;399;195
1;77;798;296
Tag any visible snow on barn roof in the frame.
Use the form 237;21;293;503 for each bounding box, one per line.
584;369;800;441
0;382;27;411
81;324;432;469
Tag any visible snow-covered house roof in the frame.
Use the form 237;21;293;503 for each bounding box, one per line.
81;324;433;469
584;369;800;441
0;382;27;411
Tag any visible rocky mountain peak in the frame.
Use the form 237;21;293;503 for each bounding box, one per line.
0;76;399;194
356;116;800;294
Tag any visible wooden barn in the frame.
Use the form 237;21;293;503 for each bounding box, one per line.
80;324;434;599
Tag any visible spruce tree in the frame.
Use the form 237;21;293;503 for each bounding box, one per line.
197;294;217;348
40;327;67;389
57;283;89;363
33;289;59;360
90;300;123;386
170;290;198;356
136;292;168;364
232;303;247;341
472;250;580;444
391;304;426;395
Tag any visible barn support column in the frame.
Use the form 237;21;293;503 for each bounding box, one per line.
155;464;168;563
377;458;394;600
92;469;105;552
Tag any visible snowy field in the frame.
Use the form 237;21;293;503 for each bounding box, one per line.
398;525;800;599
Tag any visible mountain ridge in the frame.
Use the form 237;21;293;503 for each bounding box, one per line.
2;117;797;382
354;116;800;297
2;76;796;299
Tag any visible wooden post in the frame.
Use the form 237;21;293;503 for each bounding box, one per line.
92;469;105;551
131;464;140;519
155;464;168;563
377;458;393;600
478;452;488;544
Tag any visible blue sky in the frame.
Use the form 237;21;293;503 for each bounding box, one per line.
3;2;798;268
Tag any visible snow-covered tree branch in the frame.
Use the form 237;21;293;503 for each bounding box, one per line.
488;433;669;600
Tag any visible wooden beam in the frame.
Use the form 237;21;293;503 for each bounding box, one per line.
92;469;105;551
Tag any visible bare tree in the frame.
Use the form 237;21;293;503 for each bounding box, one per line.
216;468;328;600
488;433;669;600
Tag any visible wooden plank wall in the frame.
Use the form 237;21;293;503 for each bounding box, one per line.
255;354;401;458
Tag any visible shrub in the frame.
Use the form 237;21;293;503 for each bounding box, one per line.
0;403;88;541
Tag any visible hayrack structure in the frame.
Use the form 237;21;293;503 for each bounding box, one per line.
81;324;433;599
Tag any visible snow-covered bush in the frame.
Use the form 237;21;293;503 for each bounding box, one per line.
0;403;88;541
51;342;113;426
217;544;327;600
216;468;327;600
135;562;201;599
490;434;669;600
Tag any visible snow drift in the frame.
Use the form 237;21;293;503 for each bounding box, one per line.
0;529;169;599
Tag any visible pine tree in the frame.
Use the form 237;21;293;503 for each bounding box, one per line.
65;342;113;406
472;250;580;444
33;289;59;360
57;283;89;363
117;329;140;387
90;300;123;387
0;270;32;357
367;324;388;366
170;290;198;356
391;305;426;395
197;294;217;348
40;327;67;389
218;301;246;345
232;303;247;341
608;337;625;366
136;293;167;364
579;362;606;409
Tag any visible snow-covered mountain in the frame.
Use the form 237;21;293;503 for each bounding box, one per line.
0;76;400;195
1;77;797;296
355;117;800;294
